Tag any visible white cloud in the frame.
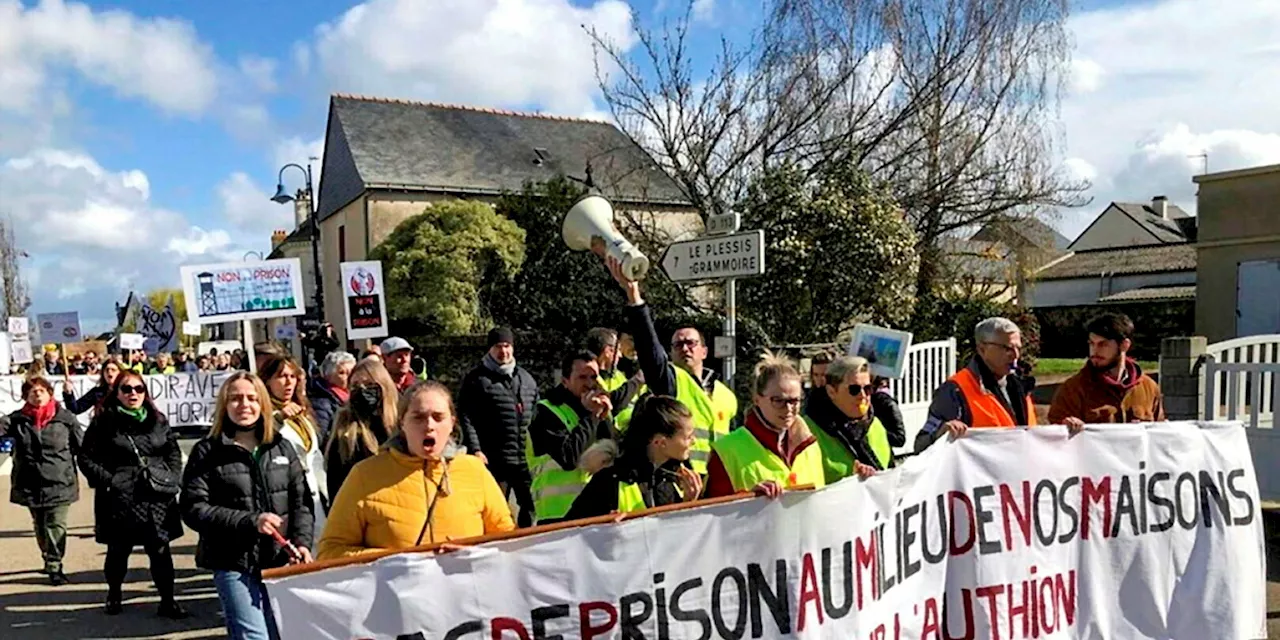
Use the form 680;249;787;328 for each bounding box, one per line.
1058;0;1280;236
238;55;277;93
306;0;636;116
0;148;250;322
0;0;220;116
692;0;714;22
217;172;294;235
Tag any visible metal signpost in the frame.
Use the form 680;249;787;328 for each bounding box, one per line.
660;216;765;383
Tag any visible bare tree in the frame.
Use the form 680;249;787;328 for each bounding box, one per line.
591;0;1088;307
0;216;29;321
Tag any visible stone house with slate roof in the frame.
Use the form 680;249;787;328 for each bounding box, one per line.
307;94;698;344
940;217;1071;305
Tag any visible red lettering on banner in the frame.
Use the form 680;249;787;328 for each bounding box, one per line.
579;602;617;640
796;552;823;631
974;585;1005;640
1080;476;1113;540
490;618;531;639
855;532;877;609
999;481;1032;551
948;491;976;555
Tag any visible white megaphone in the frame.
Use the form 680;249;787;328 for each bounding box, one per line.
563;194;650;281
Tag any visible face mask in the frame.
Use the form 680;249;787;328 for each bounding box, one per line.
351;384;382;417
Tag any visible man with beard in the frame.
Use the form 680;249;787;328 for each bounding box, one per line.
1049;312;1164;428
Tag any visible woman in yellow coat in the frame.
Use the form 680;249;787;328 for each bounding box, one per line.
317;381;514;559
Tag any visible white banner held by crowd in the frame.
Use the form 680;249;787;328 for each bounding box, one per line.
265;422;1266;640
0;372;232;427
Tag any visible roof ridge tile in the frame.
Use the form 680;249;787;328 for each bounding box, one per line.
331;93;608;124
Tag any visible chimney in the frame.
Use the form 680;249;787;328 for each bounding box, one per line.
293;190;311;230
271;229;287;249
1152;195;1169;219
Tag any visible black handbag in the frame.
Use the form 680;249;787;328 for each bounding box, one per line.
125;435;180;497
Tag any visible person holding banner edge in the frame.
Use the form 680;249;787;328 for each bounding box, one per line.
803;355;885;482
77;370;186;618
181;372;314;640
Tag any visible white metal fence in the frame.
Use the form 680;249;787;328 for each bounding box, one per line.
1201;335;1280;426
886;338;958;452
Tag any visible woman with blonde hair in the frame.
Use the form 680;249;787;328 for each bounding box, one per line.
318;381;513;560
259;354;328;537
323;357;399;498
181;372;313;640
703;352;826;499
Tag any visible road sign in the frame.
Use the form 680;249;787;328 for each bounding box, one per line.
660;230;765;282
706;212;740;235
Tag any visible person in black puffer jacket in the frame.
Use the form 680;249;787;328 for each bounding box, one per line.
456;327;540;527
565;395;703;521
181;372;314;640
2;377;81;586
78;369;186;618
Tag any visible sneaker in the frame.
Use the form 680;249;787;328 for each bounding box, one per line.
157;601;189;620
48;571;69;586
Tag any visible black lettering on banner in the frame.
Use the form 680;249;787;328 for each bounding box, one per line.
1057;477;1080;544
1199;470;1229;527
619;592;653;640
396;633;428;640
1138;461;1149;534
1111;475;1138;538
1174;472;1198;530
820;543;853;620
1033;479;1059;546
747;561;790;638
443;621;482;640
654;572;670;640
900;502;922;580
531;604;569;640
711;568;746;640
921;495;947;565
1148;472;1175;532
670;578;710;640
972;485;1001;555
1228;469;1257;526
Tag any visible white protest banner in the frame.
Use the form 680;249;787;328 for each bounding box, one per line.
119;333;145;350
36;311;81;343
274;323;298;340
0;332;10;373
182;321;202;337
340;260;389;340
0;372;232;427
265;423;1266;640
181;258;306;324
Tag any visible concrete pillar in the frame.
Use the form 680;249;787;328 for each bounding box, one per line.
1159;337;1207;421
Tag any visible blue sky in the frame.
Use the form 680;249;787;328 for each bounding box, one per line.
1;0;1277;334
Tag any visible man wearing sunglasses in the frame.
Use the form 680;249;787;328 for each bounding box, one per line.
804;355;885;482
605;257;739;476
915;317;1037;453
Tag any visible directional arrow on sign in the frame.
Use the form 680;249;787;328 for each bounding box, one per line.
660;229;765;283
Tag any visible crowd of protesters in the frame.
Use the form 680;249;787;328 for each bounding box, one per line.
0;253;1166;639
16;343;271;379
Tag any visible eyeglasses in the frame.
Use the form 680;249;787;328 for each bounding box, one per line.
768;396;803;410
119;384;146;395
673;339;701;349
847;384;875;397
982;341;1020;354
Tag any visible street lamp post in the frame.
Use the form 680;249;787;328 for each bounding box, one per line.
271;162;324;327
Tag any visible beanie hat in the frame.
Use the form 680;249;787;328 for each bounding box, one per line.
488;327;515;347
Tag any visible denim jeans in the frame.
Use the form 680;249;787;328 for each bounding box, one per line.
212;570;280;640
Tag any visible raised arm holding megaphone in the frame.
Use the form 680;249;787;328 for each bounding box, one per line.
562;194;650;281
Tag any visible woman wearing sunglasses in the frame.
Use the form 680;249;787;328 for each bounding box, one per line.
802;355;885;484
702;353;827;499
77;371;187;617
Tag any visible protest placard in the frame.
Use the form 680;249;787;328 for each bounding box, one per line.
265;423;1266;640
0;372;232;427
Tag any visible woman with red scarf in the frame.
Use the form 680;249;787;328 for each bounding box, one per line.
0;377;82;585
